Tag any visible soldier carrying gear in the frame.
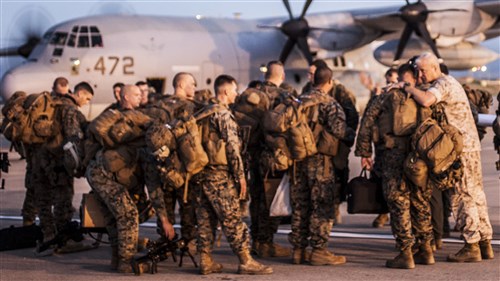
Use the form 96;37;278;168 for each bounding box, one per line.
86;85;175;274
194;74;273;275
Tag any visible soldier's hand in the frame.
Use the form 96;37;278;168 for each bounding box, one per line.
238;177;247;201
160;216;176;240
361;157;373;171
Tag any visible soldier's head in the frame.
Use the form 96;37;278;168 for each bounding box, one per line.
398;63;417;87
308;59;328;83
52;77;69;95
248;80;264;91
384;68;398;85
214;74;238;105
416;52;442;84
173;72;197;101
313;66;334;93
112;82;124;102
72;82;94;107
120;85;142;109
135;80;149;106
265;60;285;86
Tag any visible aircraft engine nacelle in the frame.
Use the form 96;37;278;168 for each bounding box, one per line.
374;39;499;70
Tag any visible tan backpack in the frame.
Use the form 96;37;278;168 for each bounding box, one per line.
1;91;27;142
391;89;418;136
232;88;270;148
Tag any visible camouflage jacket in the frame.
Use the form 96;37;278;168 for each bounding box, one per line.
355;92;388;158
58;94;88;143
261;81;287;109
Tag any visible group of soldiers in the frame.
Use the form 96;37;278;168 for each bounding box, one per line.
12;52;496;275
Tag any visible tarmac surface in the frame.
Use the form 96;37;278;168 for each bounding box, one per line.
0;127;499;280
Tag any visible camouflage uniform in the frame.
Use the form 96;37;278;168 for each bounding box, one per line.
21;144;36;225
251;81;286;245
289;89;355;250
195;102;251;255
428;75;493;244
32;94;86;239
331;82;359;211
355;89;433;251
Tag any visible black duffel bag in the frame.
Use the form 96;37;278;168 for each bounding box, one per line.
0;224;43;251
346;169;389;214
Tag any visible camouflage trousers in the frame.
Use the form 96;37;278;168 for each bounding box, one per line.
194;169;250;254
289;154;335;250
86;159;138;261
22;145;36;223
162;182;198;241
250;159;281;243
450;151;493;243
32;147;74;239
382;149;433;251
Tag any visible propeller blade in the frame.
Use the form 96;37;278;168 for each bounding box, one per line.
394;24;414;62
415;22;441;59
282;0;294;20
296;37;313;65
0;47;20;57
425;8;468;14
17;37;40;58
300;0;313;19
279;39;296;64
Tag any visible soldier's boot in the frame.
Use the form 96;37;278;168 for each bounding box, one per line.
385;249;415;269
200;252;223;275
237;250;273;275
110;246;119;270
118;259;151;274
257;242;291;258
372;213;389;228
251;241;260;255
413;241;435;265
310;248;346;266
292;248;305;264
479;240;494;260
447;242;482;263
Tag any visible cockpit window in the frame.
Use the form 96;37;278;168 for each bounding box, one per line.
90;26;100;33
79;26;89;33
78;34;90;48
91;35;103;47
72;26;78;33
49;32;68;46
67;34;76;47
42;31;53;43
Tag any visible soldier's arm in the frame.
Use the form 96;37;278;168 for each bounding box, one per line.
218;111;246;193
354;95;386;158
323;101;355;144
62;106;86;143
335;86;359;131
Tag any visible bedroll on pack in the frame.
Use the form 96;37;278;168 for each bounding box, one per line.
0;91;27;142
88;109;123;148
411;117;463;174
391;89;418;136
108;110;151;145
232;88;269;148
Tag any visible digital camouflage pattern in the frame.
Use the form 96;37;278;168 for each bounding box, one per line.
289;89;354;250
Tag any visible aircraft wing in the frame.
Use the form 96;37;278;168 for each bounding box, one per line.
351;5;404;35
476;0;500;40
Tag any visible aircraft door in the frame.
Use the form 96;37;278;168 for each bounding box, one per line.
201;61;215;89
147;78;166;95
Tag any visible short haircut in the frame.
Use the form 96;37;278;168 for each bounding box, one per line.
416;52;440;69
135;80;148;87
265;60;284;80
172;72;191;88
52;77;68;89
397;63;414;77
113;82;124;89
74;82;94;96
313;66;333;86
214;74;237;96
311;59;327;69
384;68;398;78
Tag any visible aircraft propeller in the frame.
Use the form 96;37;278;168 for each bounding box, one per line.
392;0;467;64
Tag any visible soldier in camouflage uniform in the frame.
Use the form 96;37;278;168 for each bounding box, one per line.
194;75;272;275
250;61;291;258
356;64;435;269
86;85;175;274
32;82;93;242
403;52;494;262
289;66;355;266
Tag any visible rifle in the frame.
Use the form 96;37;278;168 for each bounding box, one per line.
34;221;102;256
0;152;9;189
132;235;198;275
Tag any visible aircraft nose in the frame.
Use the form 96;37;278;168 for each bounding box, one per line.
1;71;20;102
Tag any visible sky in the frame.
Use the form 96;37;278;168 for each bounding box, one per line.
0;0;498;78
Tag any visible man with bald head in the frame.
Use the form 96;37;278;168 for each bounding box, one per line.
394;52;494;262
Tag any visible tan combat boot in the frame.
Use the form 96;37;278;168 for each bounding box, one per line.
120;259;151;274
200;251;223;275
310;248;346;266
372;213;389;228
237;249;273;275
413;241;435;265
386;249;415;269
479;240;494;260
292;248;305;264
447;242;482;262
110;246;119;270
251;241;260;255
257;242;291;258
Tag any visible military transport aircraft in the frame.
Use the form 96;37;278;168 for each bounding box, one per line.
0;0;498;117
